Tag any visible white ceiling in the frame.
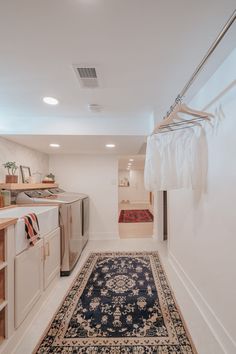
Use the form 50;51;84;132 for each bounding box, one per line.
119;155;145;171
2;135;147;155
0;1;235;153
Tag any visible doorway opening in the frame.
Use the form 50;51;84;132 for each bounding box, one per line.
118;155;154;239
163;191;168;241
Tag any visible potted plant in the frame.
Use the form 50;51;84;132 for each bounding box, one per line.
3;161;18;183
42;173;55;183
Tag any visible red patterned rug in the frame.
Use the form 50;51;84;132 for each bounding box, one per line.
119;209;153;223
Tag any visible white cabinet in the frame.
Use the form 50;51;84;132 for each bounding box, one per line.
15;227;60;328
15;239;44;328
44;228;60;289
0;223;15;343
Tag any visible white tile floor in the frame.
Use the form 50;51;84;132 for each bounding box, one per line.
13;238;197;354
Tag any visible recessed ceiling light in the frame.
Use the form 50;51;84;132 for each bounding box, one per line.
43;97;59;105
49;143;60;148
106;144;115;148
129;159;134;162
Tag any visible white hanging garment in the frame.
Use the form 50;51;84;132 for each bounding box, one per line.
145;132;177;191
144;135;161;191
144;124;208;192
168;125;207;190
190;125;208;190
144;136;153;191
158;131;178;190
175;127;194;189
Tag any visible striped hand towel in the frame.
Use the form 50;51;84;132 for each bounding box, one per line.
23;213;40;246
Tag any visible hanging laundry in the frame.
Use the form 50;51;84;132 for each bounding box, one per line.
190;125;208;190
144;134;163;191
144;125;208;191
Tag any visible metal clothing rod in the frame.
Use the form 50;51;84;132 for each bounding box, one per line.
159;117;208;129
156;117;209;134
152;9;236;135
179;9;236;97
157;124;197;133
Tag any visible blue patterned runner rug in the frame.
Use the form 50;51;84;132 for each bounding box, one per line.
34;252;197;354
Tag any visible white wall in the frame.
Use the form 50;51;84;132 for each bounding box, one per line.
0;137;49;182
168;49;236;354
49;154;119;240
118;170;130;186
118;169;149;203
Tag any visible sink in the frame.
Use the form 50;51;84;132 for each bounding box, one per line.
0;206;59;254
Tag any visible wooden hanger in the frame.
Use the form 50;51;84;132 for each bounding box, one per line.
152;103;214;134
177;103;213;119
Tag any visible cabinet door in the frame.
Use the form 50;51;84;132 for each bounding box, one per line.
44;228;60;290
15;239;44;328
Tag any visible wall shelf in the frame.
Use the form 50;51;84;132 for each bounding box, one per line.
0;183;58;191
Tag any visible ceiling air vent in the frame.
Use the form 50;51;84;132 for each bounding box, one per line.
73;66;99;88
88;103;102;113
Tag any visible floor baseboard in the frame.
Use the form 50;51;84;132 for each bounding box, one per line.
89;232;119;240
169;252;236;354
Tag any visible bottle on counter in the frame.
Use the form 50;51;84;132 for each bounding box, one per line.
1;190;11;207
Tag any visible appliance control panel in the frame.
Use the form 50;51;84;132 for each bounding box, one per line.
25;190;51;198
48;188;65;194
